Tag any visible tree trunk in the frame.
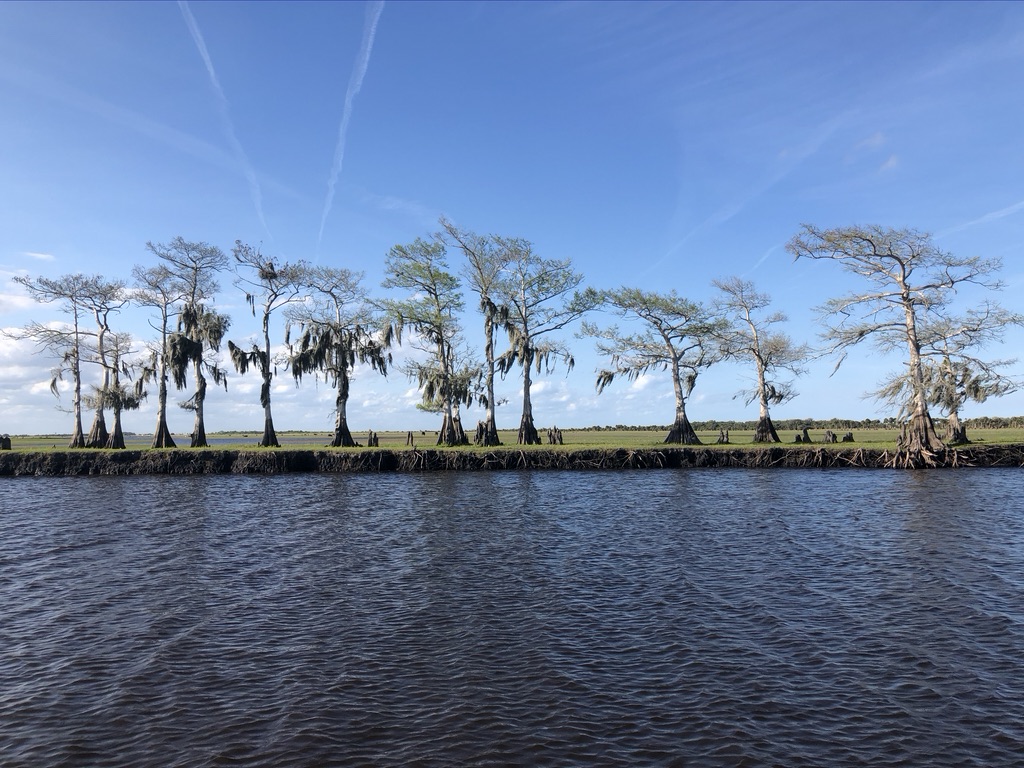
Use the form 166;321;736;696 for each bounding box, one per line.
898;287;944;456
151;417;176;449
453;408;469;445
69;415;86;449
86;409;109;448
752;360;780;443
260;409;279;448
329;391;357;448
752;414;781;443
475;418;500;446
152;357;176;448
191;366;209;448
664;408;701;445
192;420;208;449
517;412;540;445
944;410;969;445
479;313;501;446
69;341;86;448
897;408;944;453
106;408;126;449
258;318;279;448
327;367;357;447
517;361;541;445
437;410;468;446
329;423;356;447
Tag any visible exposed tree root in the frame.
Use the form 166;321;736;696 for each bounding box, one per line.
5;443;1024;476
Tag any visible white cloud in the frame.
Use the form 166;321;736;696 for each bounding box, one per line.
24;251;55;261
629;373;654;392
232;380;257;396
29;378;56;395
879;154;899;172
0;292;37;314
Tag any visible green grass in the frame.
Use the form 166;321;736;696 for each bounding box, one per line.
7;426;1024;452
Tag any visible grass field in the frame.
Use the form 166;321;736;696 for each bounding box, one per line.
7;427;1024;452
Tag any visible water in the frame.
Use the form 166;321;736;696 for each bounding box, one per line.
2;469;1023;766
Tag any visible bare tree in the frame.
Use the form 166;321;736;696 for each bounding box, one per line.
581;287;722;444
875;303;1023;445
8;273;94;447
229;241;309;448
147;237;230;447
438;217;512;446
496;241;595;444
787;224;1009;457
712;277;808;443
287;265;392;447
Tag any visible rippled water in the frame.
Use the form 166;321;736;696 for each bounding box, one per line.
2;469;1024;766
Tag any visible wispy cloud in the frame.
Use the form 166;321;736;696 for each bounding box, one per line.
938;198;1024;238
855;131;886;151
655;116;844;272
357;187;439;228
0;62;258;180
317;0;386;249
178;0;271;238
879;154;899;172
914;26;1024;82
747;243;780;275
23;251;55;261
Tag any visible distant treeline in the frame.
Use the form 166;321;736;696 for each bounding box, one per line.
580;416;1024;432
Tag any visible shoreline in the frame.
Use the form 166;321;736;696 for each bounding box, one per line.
2;444;1024;475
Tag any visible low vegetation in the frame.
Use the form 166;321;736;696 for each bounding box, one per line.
6;426;1024;453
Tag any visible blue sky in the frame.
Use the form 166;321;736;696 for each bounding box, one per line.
2;1;1024;436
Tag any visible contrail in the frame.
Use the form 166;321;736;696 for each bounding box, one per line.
178;0;271;238
937;198;1024;239
317;0;385;249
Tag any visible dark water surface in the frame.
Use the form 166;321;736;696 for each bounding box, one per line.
2;470;1023;766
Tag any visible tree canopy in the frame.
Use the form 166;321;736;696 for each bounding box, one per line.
712;277;808;443
381;236;476;446
287;265;392;447
582;287;722;444
228;241;309;447
786;224;1014;458
496;241;594;444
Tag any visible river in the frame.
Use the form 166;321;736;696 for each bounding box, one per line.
2;469;1023;766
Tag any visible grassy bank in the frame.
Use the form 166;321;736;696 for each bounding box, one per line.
7;427;1024;452
3;434;1024;475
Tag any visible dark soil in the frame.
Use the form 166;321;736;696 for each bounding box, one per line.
2;444;1023;476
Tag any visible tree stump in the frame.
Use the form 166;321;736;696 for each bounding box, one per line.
0;434;10;450
801;427;811;443
794;433;803;443
841;431;854;442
